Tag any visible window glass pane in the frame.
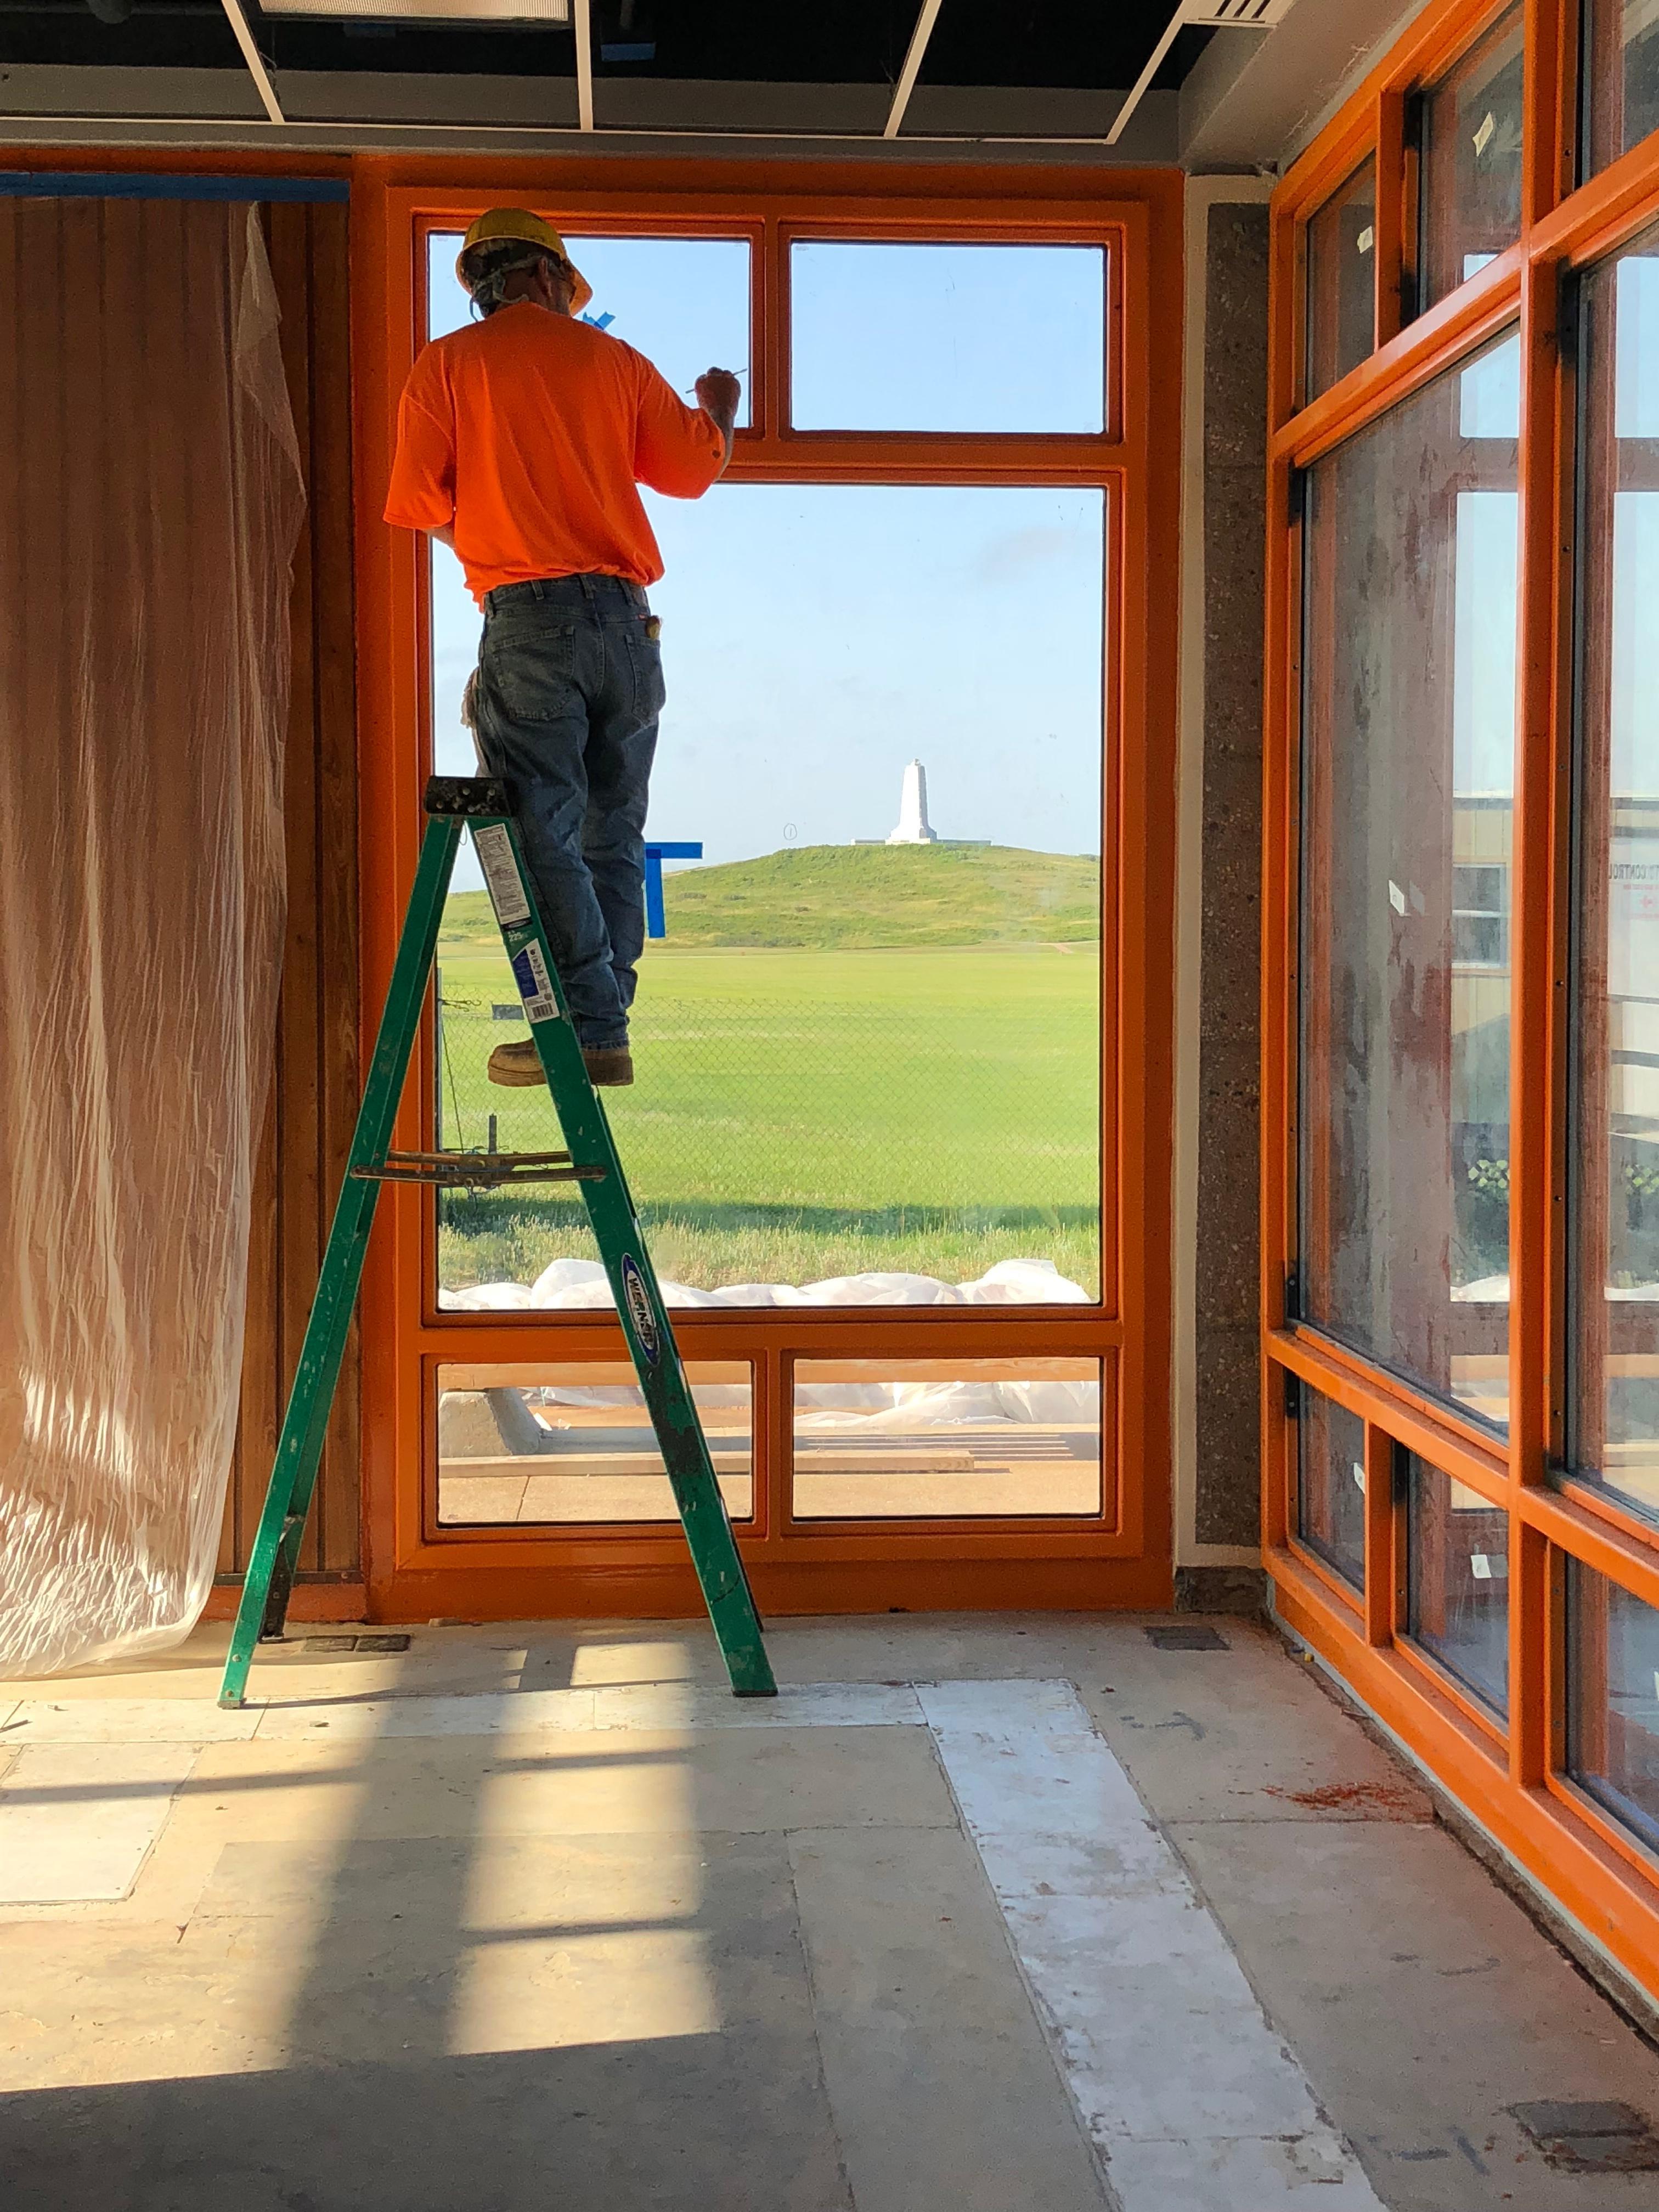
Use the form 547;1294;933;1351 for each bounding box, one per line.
1567;1561;1659;1856
1570;224;1659;1526
1583;0;1659;178
437;1361;752;1525
1300;333;1520;1428
1405;1453;1509;1714
424;241;1104;1313
1417;5;1525;313
1296;1385;1367;1592
791;1358;1102;1519
1305;159;1376;401
789;242;1105;433
428;230;752;426
431;484;1104;1310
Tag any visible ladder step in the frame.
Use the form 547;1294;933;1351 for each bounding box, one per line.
352;1150;605;1188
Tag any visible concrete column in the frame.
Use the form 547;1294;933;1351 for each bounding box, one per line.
1172;178;1274;1610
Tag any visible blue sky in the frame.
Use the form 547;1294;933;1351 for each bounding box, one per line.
424;234;1106;888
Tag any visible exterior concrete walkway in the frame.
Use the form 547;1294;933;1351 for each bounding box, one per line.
1;1613;1656;2210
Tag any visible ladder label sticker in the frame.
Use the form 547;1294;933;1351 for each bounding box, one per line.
620;1255;660;1364
510;941;561;1025
472;823;533;928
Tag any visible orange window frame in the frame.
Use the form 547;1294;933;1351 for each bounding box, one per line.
1264;0;1659;2002
349;157;1184;1627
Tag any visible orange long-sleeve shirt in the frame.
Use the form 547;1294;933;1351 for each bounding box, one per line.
384;301;725;603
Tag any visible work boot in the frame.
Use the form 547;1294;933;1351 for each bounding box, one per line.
487;1037;545;1087
486;1037;635;1088
582;1046;634;1087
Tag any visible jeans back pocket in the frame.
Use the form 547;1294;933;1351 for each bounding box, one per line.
481;617;580;723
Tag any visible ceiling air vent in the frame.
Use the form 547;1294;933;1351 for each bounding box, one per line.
1106;0;1299;145
259;0;571;19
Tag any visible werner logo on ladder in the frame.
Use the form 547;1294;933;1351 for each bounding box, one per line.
218;208;769;1706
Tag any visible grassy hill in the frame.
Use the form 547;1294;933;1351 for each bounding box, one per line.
441;842;1101;950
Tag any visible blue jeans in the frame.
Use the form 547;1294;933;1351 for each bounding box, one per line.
472;574;664;1051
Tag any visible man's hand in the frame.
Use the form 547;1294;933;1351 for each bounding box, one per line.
695;368;741;475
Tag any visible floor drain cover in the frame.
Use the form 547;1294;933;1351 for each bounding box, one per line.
1510;2101;1659;2172
301;1633;412;1654
1144;1624;1229;1651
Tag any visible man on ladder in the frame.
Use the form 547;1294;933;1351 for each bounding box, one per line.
385;208;741;1090
218;218;770;1711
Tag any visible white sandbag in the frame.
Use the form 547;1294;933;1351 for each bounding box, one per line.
995;1379;1102;1423
894;1381;1005;1421
796;1272;963;1305
958;1257;1092;1303
795;1386;905;1414
528;1257;614;1306
441;1256;1094;1324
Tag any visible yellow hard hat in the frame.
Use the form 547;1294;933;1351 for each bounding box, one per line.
455;209;593;317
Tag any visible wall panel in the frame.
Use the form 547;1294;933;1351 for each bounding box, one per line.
219;198;360;1586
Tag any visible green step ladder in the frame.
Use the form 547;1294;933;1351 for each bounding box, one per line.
218;775;775;1708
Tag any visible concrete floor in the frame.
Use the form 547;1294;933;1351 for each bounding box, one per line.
1;1612;1657;2210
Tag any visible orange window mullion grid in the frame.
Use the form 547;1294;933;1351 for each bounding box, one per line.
349;161;1183;1627
1262;0;1659;2001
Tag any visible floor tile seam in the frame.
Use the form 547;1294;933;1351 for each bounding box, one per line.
0;1902;171;1925
244;1685;933;1740
237;1723;935;1751
924;1692;1387;2212
0;1909;206;1936
1160;1812;1437;1828
781;1828;866;2212
1087;2122;1359;2148
0;1676;1088;1750
172;1821;969;1847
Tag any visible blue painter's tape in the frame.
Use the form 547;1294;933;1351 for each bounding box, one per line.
642;840;702;941
0;173;348;203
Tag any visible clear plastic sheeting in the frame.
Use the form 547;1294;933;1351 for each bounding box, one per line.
0;202;302;1673
442;1255;1094;1313
441;1257;1099;1431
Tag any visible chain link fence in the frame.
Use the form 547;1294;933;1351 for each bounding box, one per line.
433;962;1102;1296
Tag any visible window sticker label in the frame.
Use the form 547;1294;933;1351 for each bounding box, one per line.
1472;110;1496;159
1389;880;1408;915
1356;225;1374;255
510;941;561;1024
472;823;532;928
1352;1459;1366;1492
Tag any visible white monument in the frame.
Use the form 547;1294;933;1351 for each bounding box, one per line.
887;759;939;845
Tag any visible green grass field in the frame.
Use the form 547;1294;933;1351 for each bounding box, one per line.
434;844;1102;1295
